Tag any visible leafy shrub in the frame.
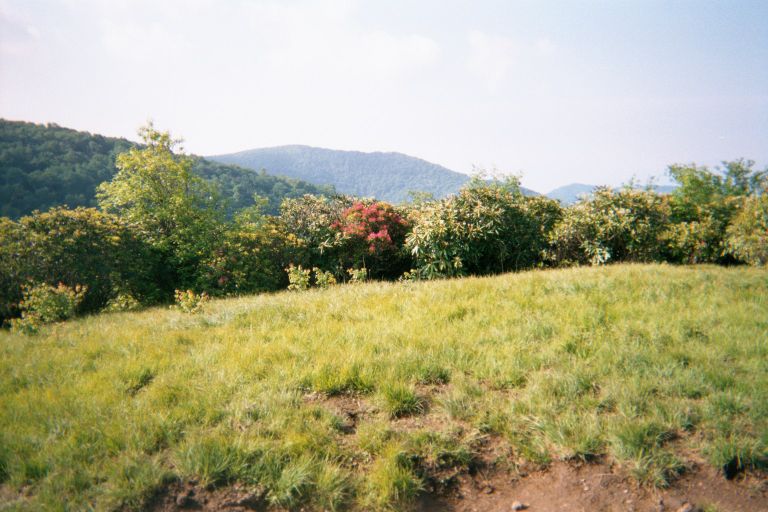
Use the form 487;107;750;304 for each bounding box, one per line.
330;201;411;279
9;282;87;334
548;187;670;266
278;194;354;272
104;293;141;313
406;178;556;278
174;289;209;314
198;216;290;296
0;207;165;323
664;159;765;264
661;219;724;264
313;268;337;288
725;194;768;266
346;267;369;283
286;264;311;291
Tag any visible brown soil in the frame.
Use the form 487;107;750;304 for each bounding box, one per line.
419;460;767;512
147;459;767;512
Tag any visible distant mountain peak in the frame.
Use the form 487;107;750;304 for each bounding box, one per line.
209;145;540;202
209;145;474;203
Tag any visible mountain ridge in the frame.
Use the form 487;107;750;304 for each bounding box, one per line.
208;144;476;202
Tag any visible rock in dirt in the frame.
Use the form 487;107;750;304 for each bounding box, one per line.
511;500;528;510
175;490;197;508
676;503;694;512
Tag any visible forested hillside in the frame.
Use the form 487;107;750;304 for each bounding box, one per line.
0;120;333;218
209;145;538;202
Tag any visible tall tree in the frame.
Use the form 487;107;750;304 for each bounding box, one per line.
97;123;225;287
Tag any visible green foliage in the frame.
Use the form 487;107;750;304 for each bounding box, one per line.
346;267;369;283
0;207;163;322
9;282;86;334
174;289;210;314
97;123;225;289
313;268;337;288
278;194;355;272
0;119;331;219
548;187;670;265
406;178;558;278
725;194;768;266
286;264;311;291
104;292;142;313
330;201;411;279
199;216;290;296
665;159;766;263
0;120;133;218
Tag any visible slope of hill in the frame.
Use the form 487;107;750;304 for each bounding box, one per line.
547;183;679;205
1;265;765;510
210;145;540;202
209;145;473;203
0;120;334;218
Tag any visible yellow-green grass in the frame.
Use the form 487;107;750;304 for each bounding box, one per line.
0;264;766;510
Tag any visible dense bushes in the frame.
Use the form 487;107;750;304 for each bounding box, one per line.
548;187;670;265
1;123;765;329
8;282;86;334
725;194;768;266
0;207;165;323
331;201;411;279
406;178;560;278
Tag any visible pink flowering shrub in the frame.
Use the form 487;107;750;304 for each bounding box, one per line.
330;201;411;279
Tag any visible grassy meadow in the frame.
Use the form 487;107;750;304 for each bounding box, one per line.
0;264;766;510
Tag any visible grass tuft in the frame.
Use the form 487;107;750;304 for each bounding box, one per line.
379;383;427;418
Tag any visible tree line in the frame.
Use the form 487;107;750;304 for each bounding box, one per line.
1;124;766;325
0;119;334;219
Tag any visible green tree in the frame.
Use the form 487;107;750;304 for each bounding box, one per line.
97;123;225;288
665;159;766;263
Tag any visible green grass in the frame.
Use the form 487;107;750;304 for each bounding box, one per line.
0;264;766;510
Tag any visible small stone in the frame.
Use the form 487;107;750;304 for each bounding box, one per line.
583;486;590;491
175;492;197;508
511;501;528;511
676;503;694;512
483;484;494;494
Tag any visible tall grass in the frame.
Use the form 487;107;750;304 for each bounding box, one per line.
0;264;766;509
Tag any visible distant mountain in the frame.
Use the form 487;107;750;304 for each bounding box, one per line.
546;183;596;205
208;145;468;203
546;183;678;205
209;145;539;202
0;120;333;218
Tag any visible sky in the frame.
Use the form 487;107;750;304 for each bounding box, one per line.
1;0;766;193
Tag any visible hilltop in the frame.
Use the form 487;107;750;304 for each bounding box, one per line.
208;145;539;202
1;265;765;510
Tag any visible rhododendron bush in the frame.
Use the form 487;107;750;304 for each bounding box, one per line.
331;201;411;279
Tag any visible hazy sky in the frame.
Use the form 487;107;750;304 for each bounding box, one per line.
1;0;766;192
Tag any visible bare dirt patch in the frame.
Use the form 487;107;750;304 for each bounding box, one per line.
419;460;768;512
304;392;374;434
148;480;270;512
148;461;767;512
